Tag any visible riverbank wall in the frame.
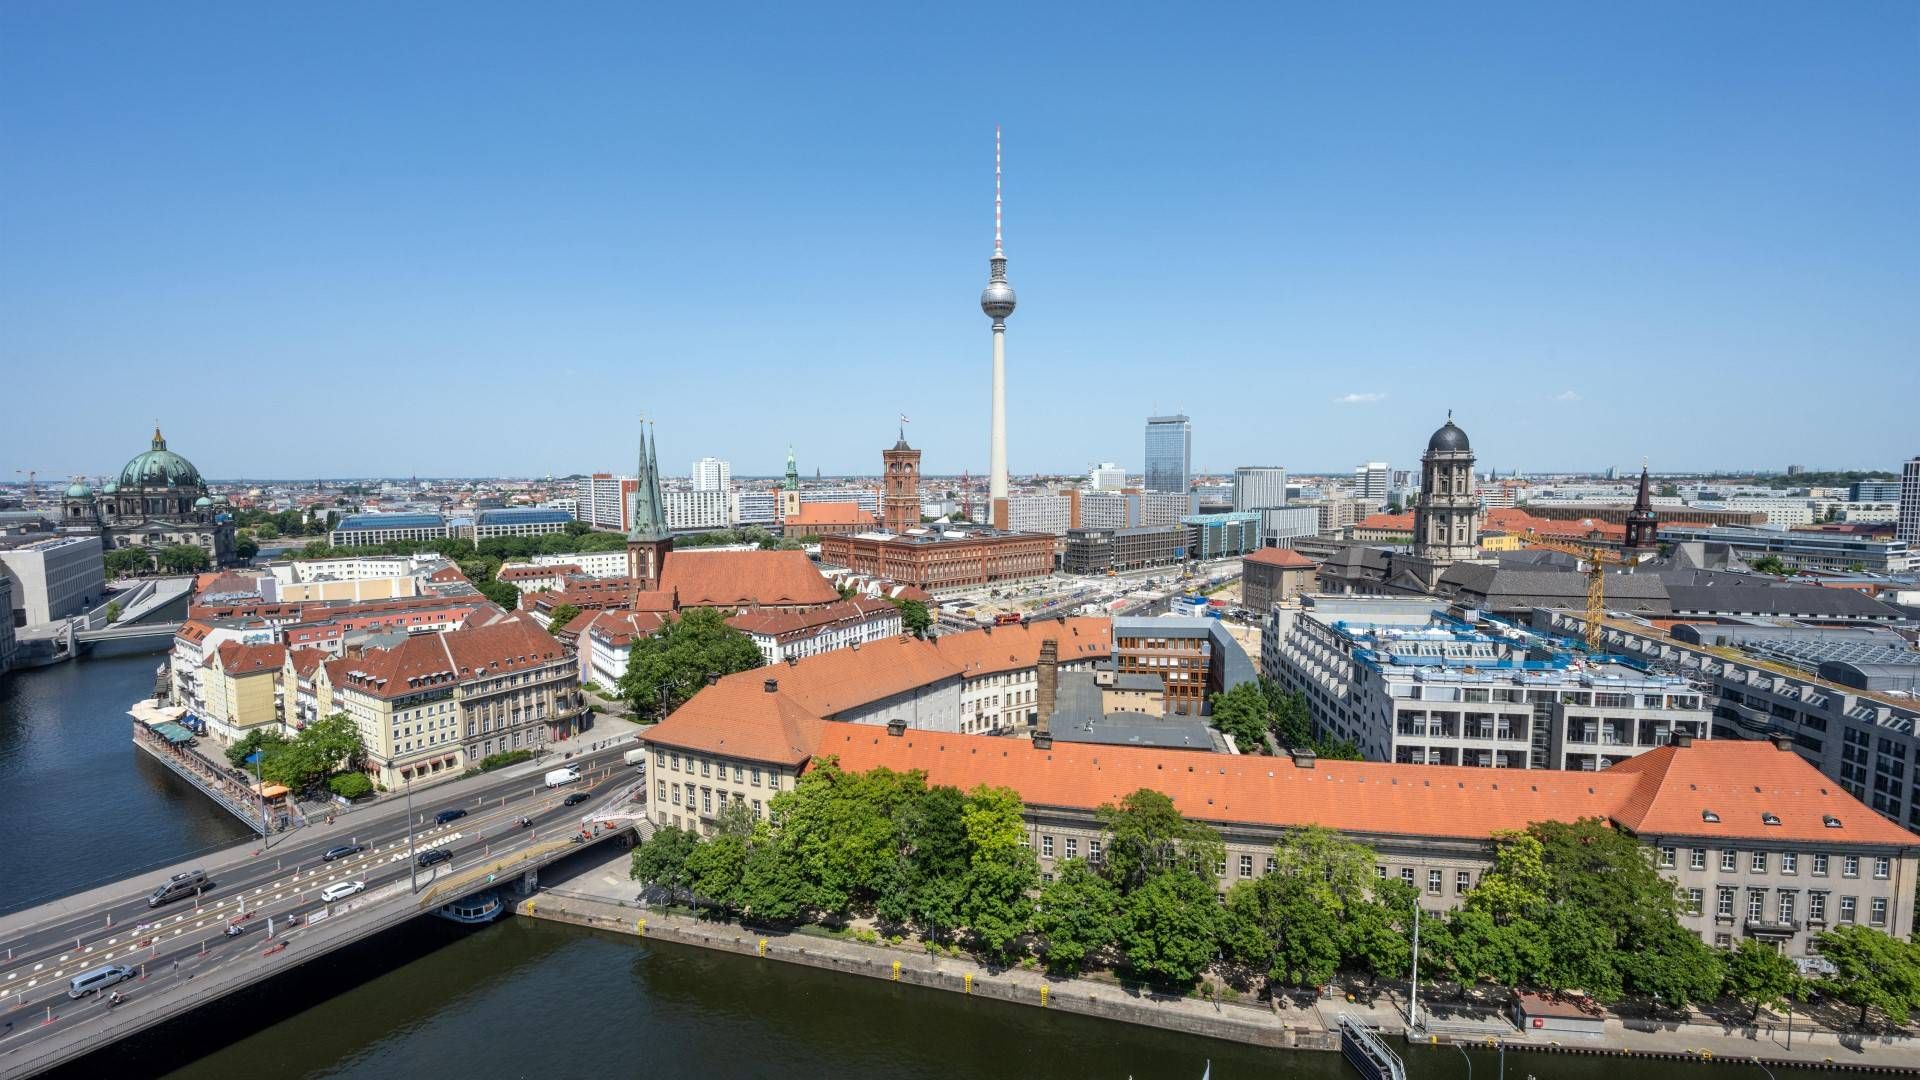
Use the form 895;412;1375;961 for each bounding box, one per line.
516;885;1920;1072
516;890;1333;1052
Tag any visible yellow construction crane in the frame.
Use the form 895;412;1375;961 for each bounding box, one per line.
1520;531;1631;651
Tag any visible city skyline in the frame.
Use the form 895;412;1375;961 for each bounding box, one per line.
4;3;1916;479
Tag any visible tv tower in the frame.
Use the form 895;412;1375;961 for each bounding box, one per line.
980;126;1017;529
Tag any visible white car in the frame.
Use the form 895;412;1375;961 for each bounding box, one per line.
320;880;366;903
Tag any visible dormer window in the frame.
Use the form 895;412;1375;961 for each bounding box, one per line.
1762;813;1782;826
1824;815;1843;828
1702;809;1721;823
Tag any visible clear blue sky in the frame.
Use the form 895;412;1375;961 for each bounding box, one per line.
3;2;1914;482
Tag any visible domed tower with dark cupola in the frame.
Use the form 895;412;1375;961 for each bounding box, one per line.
1398;412;1480;590
65;426;236;567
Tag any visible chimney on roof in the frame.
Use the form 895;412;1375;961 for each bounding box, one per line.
763;678;779;694
1291;748;1317;769
786;655;799;667
1670;731;1694;748
1769;731;1794;752
1033;639;1058;750
886;717;906;737
705;671;720;686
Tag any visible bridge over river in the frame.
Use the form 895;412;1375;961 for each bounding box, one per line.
0;745;645;1078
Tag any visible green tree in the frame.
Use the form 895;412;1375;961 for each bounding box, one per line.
1341;876;1418;985
630;826;701;898
1751;554;1789;576
739;832;810;924
1269;825;1375;911
226;728;289;768
1119;867;1222;986
876;785;970;939
1034;859;1121;974
104;547;153;577
302;712;366;774
104;601;121;625
1098;788;1225;893
617;607;764;719
235;535;259;561
1722;938;1801;1022
477;577;521;609
772;762;923;917
685;802;758;913
1817;925;1920;1027
957;785;1040;957
544;603;582;634
1207;682;1270;753
885;596;933;638
327;772;373;800
156;544;211;574
1621;919;1724;1012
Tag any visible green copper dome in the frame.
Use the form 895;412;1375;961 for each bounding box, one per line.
66;480;94;499
118;427;204;490
101;481;118;495
194;496;214;508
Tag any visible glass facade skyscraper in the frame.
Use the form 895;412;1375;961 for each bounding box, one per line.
1144;414;1191;494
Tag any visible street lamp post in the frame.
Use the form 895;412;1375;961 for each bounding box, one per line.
404;771;418;893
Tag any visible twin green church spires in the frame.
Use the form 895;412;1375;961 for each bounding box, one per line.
627;419;670;544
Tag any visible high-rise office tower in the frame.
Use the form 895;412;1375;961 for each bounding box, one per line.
980;127;1017;530
1353;461;1390;505
1899;456;1920;546
1232;466;1288;512
691;457;731;492
1145;415;1191;493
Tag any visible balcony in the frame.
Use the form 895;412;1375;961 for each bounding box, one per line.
1745;917;1800;937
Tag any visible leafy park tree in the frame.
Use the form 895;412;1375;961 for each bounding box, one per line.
104;547;153;577
226;729;289;769
543;603;582;634
327;772;373;800
1722;938;1802;1022
885;596;933;638
876;784;970;939
1751;554;1789;576
617;608;764;719
1098;788;1224;893
771;763;924;917
156;544;210;574
104;601;122;624
956;785;1040;957
1034;859;1122;974
1207;682;1270;753
1816;925;1920;1027
235;535;259;561
477;577;521;610
1119;866;1223;986
684;801;758;913
630;825;701;899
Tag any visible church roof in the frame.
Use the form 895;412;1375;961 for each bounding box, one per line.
117;427;204;490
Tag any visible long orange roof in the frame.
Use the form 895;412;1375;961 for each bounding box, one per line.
933;616;1111;677
660;549;839;608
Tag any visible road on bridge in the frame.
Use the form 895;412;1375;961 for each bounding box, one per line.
0;745;641;1074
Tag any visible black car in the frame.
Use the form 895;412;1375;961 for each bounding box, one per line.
323;844;365;862
563;792;591;807
434;808;468;825
416;848;451;867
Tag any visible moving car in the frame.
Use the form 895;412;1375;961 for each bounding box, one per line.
68;965;137;999
323;844;365;862
147;868;209;909
416;848;451;868
434;808;468;825
563;791;591;807
623;748;648;768
319;880;365;903
543;768;582;789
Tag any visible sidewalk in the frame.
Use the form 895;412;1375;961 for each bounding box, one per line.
529;847;1920;1070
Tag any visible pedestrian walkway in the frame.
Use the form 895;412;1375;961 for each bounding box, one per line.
532;847;1920;1071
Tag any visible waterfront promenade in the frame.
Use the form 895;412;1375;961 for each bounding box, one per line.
527;848;1920;1072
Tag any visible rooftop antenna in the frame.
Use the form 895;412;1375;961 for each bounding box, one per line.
994;124;1003;257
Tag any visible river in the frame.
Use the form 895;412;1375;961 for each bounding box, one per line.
2;654;1855;1079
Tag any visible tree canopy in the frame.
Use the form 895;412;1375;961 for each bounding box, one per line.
617;607;763;719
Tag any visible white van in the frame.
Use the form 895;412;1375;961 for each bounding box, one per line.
623;748;647;768
69;965;136;999
544;768;582;789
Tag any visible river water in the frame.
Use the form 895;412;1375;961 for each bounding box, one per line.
4;654;1857;1079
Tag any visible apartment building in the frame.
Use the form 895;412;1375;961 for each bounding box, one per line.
574;474;638;531
727;597;902;665
199;641;288;741
1266;597;1710;769
329;513;450;548
663;489;730;533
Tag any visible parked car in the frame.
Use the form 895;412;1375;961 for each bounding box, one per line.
416;848;451;867
434;808;468;825
319;880;365;903
563;792;591;807
323;844;365;862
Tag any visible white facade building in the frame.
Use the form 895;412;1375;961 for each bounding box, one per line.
1006;492;1074;536
1232;467;1288;512
1353;462;1390;507
1090;463;1127;491
0;535;106;626
730;599;902;665
691;457;732;492
663;489;730;532
573;474;635;531
733;490;780;526
1265;598;1710;771
530;550;630;578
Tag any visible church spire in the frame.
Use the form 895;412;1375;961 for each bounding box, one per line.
152;423;166;450
1624;460;1659;551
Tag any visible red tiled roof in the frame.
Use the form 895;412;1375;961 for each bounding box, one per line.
498;564;579;581
1606;739;1916;845
1243;547;1317;569
1356;512;1414;531
213;641;287;676
754;635;960;716
287;648;328;677
660;550;838;608
641;675;824;766
934;617;1111;678
727;597;898;640
177;620;215;645
585;609;668;647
